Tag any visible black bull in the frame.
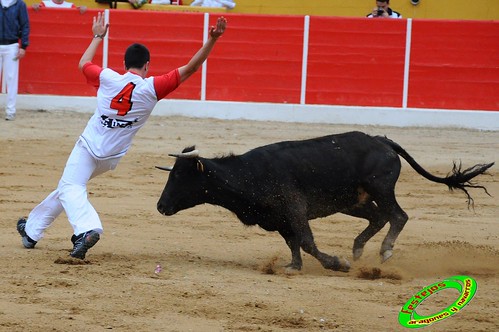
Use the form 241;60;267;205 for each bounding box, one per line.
156;131;493;272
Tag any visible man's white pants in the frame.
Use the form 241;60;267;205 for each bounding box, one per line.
0;43;20;117
25;139;120;241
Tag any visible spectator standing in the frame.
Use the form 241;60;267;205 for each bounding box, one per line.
128;0;183;9
190;0;235;9
366;0;401;18
32;0;87;14
16;12;227;260
0;0;30;121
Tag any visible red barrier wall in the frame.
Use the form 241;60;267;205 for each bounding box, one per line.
21;9;98;96
206;14;304;103
307;17;406;107
409;20;499;111
19;9;499;111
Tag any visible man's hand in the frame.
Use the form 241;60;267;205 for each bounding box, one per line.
92;12;109;38
14;49;26;61
210;16;227;40
178;16;228;83
79;12;108;69
372;7;388;18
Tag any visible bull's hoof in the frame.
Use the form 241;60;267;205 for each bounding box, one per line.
285;262;302;271
353;248;363;261
381;250;393;263
284;266;302;275
339;258;350;272
325;257;350;272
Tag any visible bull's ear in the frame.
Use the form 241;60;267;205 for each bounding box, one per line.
155;166;173;172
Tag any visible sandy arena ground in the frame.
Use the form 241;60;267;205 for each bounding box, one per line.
1;109;498;332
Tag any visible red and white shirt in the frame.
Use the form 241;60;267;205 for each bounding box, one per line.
80;62;180;159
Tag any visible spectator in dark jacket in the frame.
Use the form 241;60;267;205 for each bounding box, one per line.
0;0;30;121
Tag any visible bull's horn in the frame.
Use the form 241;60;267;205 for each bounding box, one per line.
168;149;199;158
155;166;173;172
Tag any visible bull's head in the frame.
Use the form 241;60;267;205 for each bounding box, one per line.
156;146;207;216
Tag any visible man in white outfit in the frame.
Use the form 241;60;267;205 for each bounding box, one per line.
17;12;227;259
0;0;30;121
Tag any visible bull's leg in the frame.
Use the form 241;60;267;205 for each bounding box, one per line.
344;201;388;260
376;195;408;262
291;218;350;272
301;238;350;272
380;203;409;262
359;156;408;262
278;229;303;270
353;221;387;260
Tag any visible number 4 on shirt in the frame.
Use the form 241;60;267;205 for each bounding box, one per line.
110;82;136;116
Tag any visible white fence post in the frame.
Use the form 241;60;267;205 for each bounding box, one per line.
300;15;310;105
103;9;110;69
201;12;209;101
403;18;413;109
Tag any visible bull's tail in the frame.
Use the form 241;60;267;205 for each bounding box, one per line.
377;136;494;207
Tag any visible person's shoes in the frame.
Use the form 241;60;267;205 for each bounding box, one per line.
70;230;100;259
17;217;37;249
5;114;15;121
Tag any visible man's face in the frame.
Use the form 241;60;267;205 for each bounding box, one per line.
376;1;389;10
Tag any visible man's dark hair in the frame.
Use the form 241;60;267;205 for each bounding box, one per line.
124;43;150;69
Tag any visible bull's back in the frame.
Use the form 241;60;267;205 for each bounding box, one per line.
245;131;389;178
241;131;398;214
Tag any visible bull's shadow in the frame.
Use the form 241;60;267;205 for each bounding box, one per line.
156;131;493;273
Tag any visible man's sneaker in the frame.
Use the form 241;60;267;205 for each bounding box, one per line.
5;113;15;121
17;218;37;249
70;230;100;259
